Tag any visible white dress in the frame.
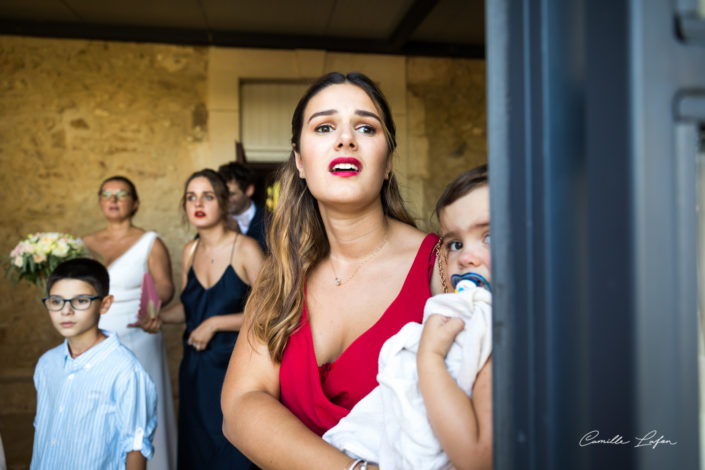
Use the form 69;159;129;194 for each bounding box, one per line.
99;231;177;470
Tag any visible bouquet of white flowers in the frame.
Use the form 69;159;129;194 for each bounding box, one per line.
4;232;88;291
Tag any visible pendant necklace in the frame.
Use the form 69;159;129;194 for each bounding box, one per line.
329;231;390;287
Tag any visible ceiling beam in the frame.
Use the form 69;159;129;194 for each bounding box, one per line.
0;20;484;58
388;0;440;50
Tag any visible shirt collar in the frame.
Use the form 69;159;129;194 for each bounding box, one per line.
233;201;256;234
62;329;119;371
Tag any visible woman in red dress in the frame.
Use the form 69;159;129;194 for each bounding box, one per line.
222;72;441;470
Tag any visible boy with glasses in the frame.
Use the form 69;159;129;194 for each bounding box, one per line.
31;258;157;470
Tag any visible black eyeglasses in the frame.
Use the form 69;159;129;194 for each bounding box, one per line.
42;295;102;311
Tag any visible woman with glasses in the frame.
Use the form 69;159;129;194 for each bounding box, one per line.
82;175;177;470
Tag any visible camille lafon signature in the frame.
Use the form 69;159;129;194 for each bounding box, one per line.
579;430;677;449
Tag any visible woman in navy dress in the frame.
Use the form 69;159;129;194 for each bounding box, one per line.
147;169;264;469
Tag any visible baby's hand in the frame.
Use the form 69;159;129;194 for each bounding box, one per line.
418;314;465;359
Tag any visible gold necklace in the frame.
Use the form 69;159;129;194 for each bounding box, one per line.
198;242;217;264
329;231;390;287
198;233;237;264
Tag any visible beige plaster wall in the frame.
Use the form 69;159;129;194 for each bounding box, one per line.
0;35;484;468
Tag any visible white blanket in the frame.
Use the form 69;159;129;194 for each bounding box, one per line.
323;284;492;470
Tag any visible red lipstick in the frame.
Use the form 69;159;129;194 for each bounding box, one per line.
194;211;206;218
329;157;362;177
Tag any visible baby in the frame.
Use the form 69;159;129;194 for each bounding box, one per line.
324;165;492;470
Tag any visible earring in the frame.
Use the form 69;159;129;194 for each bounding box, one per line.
385;172;390;180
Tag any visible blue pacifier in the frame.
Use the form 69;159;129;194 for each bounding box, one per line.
451;272;491;293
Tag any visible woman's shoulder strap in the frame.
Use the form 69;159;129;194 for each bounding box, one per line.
141;230;159;251
185;238;199;269
229;232;239;263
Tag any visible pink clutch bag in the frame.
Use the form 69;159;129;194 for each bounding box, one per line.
138;272;161;320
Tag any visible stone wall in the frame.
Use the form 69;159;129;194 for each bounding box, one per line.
0;35;484;469
406;57;487;232
0;35;208;468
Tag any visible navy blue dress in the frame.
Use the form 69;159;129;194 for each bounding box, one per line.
177;264;253;469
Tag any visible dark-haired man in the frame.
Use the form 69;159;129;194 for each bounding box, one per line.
217;162;267;252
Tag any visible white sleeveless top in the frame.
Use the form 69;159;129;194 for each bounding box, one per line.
100;231;157;328
98;230;178;470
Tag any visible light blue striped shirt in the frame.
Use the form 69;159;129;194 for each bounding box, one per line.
31;330;157;470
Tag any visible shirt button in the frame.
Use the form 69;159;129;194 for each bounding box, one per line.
85;363;92;369
68;374;75;380
51;439;56;445
59;405;64;413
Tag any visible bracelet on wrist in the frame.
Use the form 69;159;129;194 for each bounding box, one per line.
347;458;369;470
347;459;362;470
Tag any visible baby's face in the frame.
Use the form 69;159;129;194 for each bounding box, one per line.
439;185;491;285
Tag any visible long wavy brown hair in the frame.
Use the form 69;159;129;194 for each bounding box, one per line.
246;72;416;362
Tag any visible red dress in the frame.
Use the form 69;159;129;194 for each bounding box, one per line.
279;233;439;436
